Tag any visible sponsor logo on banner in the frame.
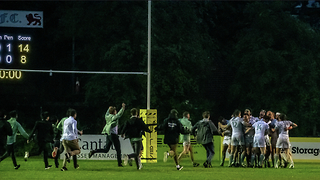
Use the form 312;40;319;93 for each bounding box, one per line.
0;10;43;28
291;141;320;159
64;135;133;160
140;109;157;163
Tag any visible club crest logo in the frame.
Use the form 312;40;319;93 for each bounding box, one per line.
26;13;41;26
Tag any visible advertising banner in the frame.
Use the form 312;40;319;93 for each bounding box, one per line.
290;137;320;161
71;135;133;160
140;109;157;163
0;10;43;28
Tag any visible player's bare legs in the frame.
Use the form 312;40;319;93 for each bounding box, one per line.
178;144;190;161
229;145;237;167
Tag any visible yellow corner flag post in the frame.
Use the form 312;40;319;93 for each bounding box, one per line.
140;109;157;163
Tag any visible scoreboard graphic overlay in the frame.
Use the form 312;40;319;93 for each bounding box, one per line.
0;10;43;80
0;34;31;79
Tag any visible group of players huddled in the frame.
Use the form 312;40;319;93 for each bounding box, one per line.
160;109;297;170
218;109;298;169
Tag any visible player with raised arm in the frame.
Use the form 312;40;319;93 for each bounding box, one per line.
274;113;297;169
89;103;125;167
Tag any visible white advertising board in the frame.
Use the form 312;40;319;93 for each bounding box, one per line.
67;135;134;160
290;138;320;161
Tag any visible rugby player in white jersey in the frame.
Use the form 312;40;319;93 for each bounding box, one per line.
274;114;297;169
251;116;269;168
225;109;246;167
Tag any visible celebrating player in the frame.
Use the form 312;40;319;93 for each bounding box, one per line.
178;111;199;167
251;115;269;168
274;113;297;169
121;108;152;170
218;116;231;166
225;109;246;167
155;109;185;170
192;111;218;168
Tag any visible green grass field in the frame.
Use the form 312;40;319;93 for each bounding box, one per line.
1;156;319;180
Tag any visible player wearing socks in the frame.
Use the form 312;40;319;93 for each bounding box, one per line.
251;116;269;168
155;109;185;170
274;114;297;169
225;109;246;167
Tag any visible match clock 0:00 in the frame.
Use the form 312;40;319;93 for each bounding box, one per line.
0;70;22;79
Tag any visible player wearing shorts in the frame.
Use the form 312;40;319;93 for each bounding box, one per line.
274;114;297;169
177;112;199;167
251;117;269;168
225;109;246;167
243;113;254;167
264;111;276;168
155;109;185;170
218;117;231;166
269;112;280;167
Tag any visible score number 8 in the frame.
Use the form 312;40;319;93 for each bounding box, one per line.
19;44;29;64
21;56;26;64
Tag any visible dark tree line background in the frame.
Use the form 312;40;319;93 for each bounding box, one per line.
1;1;320;137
